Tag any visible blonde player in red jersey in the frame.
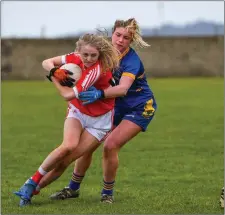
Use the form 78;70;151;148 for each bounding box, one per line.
13;33;119;207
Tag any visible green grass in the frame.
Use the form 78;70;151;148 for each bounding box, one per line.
1;78;224;214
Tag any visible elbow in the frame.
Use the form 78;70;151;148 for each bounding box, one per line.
60;90;74;101
42;59;54;71
42;59;48;70
61;92;71;101
42;59;46;68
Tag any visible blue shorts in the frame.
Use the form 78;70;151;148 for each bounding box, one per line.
113;97;157;132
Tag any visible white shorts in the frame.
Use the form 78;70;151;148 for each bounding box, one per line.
66;104;114;142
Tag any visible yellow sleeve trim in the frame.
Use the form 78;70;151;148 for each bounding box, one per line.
122;72;135;80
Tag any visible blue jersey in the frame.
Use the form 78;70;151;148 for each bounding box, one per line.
113;47;155;109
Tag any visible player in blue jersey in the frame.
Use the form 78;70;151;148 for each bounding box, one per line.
31;18;157;204
77;18;157;203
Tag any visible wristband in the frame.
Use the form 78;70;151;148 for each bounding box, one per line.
100;90;105;99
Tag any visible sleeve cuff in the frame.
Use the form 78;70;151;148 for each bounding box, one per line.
122;72;135;80
72;86;79;98
61;55;66;64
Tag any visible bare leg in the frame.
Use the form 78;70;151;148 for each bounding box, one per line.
38;129;101;189
73;145;98;176
103;120;142;182
40;118;83;172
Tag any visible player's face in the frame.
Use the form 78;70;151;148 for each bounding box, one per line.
112;27;132;53
79;44;100;68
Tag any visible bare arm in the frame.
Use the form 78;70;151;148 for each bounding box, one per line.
42;56;63;73
51;77;75;101
104;76;134;98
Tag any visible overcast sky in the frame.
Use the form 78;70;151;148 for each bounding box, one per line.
1;1;224;38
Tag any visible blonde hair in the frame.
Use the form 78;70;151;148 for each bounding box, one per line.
76;34;119;73
112;18;150;48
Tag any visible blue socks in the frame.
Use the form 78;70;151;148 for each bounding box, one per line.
101;180;115;196
69;173;84;191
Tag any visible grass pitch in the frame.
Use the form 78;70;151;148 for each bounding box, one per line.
1;78;224;214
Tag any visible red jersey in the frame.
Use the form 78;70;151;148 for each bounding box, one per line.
61;52;115;117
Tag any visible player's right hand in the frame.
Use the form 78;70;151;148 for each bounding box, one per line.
60;78;74;87
54;69;74;81
46;67;75;82
46;67;58;81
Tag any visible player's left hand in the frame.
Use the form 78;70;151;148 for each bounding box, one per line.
79;86;104;105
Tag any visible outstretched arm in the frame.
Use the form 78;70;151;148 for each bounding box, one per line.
104;76;134;98
79;76;134;104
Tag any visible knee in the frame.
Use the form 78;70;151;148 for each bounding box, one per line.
103;137;119;152
59;143;76;155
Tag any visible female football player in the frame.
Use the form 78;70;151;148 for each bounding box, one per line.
31;18;157;204
13;33;119;207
